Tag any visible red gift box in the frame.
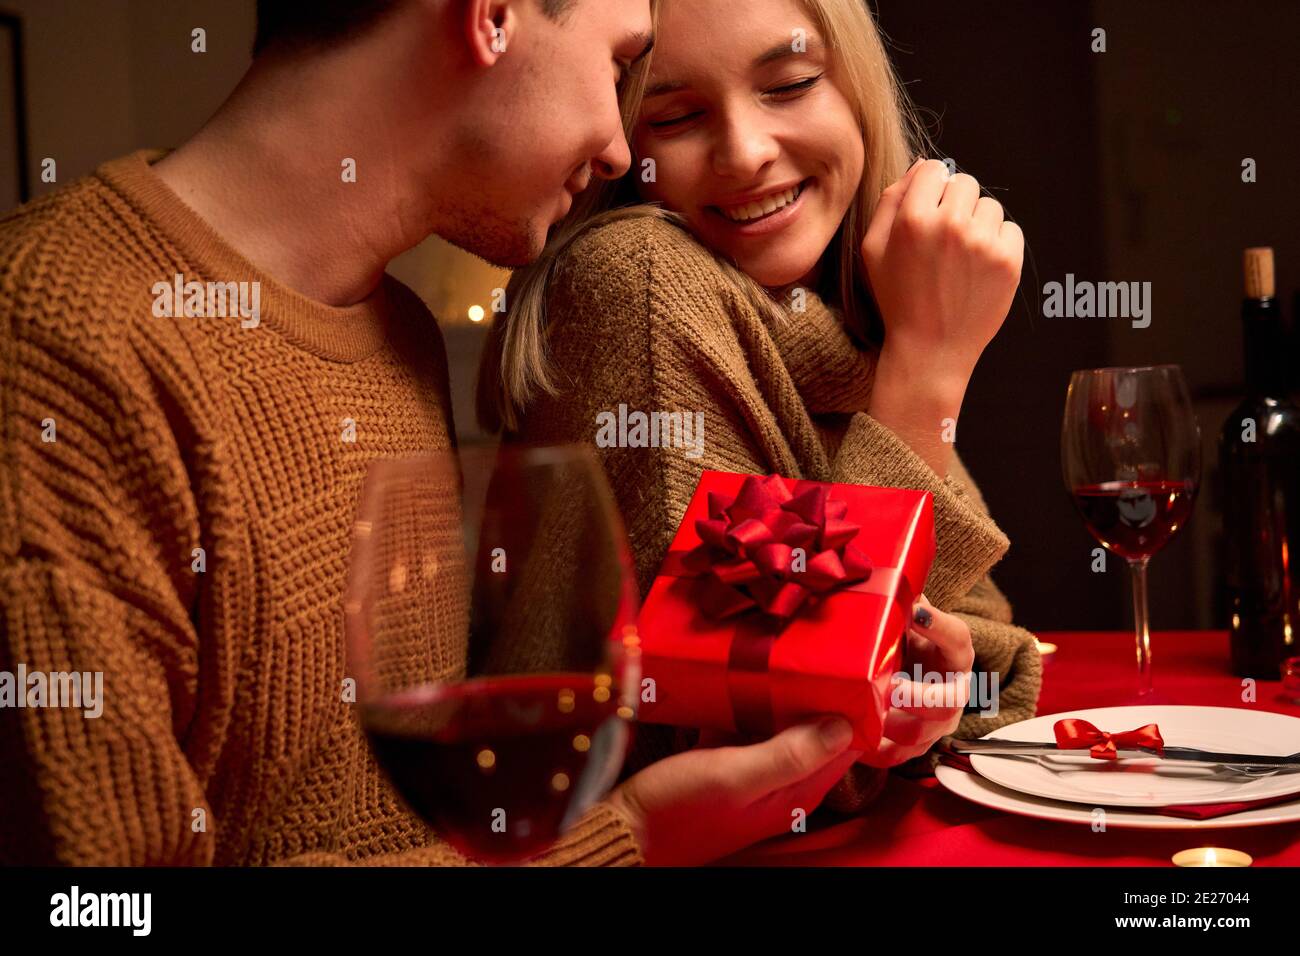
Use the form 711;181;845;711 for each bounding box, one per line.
637;471;935;750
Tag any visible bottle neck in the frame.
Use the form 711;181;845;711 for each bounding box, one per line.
1242;297;1289;396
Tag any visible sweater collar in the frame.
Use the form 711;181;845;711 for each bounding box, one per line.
96;149;393;363
763;288;877;415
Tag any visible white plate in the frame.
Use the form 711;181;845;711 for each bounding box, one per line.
936;762;1300;830
967;705;1300;808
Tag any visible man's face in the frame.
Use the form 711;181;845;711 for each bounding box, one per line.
440;0;653;267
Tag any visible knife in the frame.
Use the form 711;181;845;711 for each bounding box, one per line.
948;737;1300;767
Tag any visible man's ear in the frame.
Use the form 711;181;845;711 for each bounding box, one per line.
463;0;520;68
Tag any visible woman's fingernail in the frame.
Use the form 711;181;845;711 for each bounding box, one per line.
913;605;933;628
908;157;925;171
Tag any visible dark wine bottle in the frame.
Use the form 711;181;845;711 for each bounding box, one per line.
1220;247;1300;678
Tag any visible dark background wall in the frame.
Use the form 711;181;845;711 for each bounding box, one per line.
3;1;1298;633
875;0;1300;632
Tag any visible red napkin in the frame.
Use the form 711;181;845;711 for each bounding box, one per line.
935;748;1299;821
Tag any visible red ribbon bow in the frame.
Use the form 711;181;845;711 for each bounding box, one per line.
1053;718;1165;760
678;474;873;625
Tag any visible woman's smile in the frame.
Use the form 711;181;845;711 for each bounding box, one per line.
630;0;864;288
706;177;814;236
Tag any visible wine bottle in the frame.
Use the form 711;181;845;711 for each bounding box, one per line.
1220;247;1300;678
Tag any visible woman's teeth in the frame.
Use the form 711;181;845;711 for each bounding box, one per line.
720;183;803;223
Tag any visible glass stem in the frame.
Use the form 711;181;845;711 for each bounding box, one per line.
1129;557;1153;696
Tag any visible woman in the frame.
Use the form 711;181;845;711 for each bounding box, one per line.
477;0;1040;812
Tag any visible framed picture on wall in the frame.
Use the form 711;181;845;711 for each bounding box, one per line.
0;11;30;210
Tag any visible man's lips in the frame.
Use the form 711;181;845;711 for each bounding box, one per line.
565;166;592;196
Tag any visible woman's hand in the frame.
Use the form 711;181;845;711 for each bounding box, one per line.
859;160;1024;477
862;159;1024;387
858;594;975;768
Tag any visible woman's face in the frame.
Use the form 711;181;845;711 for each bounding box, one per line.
632;0;865;289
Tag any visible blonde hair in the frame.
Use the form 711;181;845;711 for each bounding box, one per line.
477;0;934;433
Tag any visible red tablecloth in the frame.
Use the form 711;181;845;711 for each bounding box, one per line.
724;630;1300;866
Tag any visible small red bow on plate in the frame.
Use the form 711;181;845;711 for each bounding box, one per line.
1053;718;1165;760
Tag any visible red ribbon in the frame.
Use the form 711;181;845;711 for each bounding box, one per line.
671;474;874;627
1053;718;1165;760
655;474;917;737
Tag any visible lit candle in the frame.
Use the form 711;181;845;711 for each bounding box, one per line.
1282;657;1300;703
1034;639;1058;657
1172;847;1253;867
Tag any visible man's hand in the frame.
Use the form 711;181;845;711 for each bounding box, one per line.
606;718;861;866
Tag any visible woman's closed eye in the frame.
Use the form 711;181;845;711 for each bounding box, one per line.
766;73;823;99
645;74;824;132
647;110;702;131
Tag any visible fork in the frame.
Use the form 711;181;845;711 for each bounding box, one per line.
949;738;1300;776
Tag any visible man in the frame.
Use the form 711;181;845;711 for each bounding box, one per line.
0;0;858;867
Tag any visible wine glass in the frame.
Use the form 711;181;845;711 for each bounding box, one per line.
343;443;640;863
1061;365;1202;696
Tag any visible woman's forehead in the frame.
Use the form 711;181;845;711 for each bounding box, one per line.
643;13;826;94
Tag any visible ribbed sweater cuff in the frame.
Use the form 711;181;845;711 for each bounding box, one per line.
525;801;643;867
951;616;1044;740
822;762;890;816
273;802;643;867
828;412;1009;608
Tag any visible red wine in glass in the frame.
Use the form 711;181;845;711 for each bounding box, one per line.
1062;366;1202;696
1070;479;1197;560
364;673;629;863
344;446;640;863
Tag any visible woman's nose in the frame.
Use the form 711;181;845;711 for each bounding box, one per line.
710;112;780;180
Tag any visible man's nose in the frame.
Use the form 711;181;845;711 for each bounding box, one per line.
592;130;633;181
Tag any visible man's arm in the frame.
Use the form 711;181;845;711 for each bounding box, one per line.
0;275;216;863
0;249;642;867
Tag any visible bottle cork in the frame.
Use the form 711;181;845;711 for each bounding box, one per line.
1243;247;1274;299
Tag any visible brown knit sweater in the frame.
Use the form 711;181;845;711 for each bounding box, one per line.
0;150;641;866
503;215;1042;811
